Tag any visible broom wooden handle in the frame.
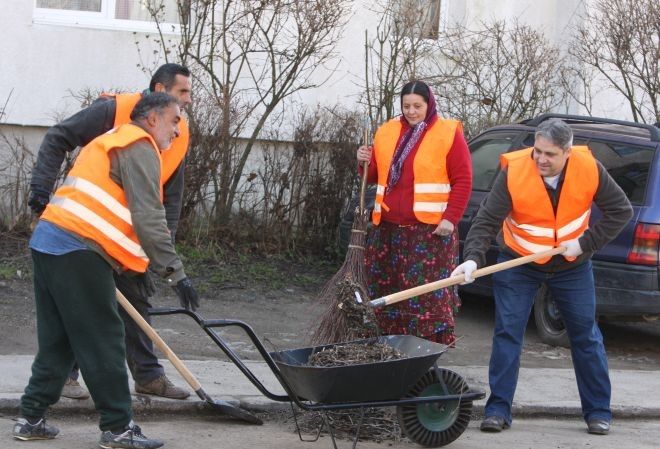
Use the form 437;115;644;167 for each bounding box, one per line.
359;122;370;214
368;247;566;309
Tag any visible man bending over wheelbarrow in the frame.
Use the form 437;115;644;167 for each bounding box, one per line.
452;118;632;436
13;93;198;449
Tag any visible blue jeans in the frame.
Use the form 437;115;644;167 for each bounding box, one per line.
485;252;611;425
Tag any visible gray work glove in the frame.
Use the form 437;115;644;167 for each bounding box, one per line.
135;272;156;299
171;277;200;311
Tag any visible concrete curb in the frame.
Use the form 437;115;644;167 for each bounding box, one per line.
2;357;659;421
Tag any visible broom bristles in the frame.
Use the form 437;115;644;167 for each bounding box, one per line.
311;208;375;344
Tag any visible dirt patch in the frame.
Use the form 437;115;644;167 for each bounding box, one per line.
0;240;333;360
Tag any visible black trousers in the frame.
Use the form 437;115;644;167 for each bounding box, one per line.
22;250;132;431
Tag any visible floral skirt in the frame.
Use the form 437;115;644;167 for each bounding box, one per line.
365;222;461;345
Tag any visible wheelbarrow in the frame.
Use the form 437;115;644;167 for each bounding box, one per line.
147;307;485;448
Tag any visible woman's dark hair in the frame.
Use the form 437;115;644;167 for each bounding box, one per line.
149;63;190;92
400;80;431;104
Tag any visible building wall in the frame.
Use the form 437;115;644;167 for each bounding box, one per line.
1;1;642;137
1;0;154;127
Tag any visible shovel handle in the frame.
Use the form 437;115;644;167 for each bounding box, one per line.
115;289;202;391
369;247;566;309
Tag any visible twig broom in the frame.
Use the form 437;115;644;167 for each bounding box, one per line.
310;122;377;344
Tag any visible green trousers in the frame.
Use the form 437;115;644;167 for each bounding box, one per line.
21;250;133;431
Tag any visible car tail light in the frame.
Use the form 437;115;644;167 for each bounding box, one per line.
627;223;660;265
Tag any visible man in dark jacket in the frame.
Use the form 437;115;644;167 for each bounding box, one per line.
28;63;192;400
452;119;633;436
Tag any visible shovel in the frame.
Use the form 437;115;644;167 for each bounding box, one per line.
368;247;566;309
115;289;263;425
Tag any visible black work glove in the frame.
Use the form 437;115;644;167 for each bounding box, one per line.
135;271;156;299
28;186;51;215
171;277;199;311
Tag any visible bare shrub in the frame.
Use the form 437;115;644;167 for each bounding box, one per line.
569;0;659;123
427;20;568;137
138;0;352;229
183;105;361;256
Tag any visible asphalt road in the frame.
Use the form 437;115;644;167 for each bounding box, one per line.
2;415;659;449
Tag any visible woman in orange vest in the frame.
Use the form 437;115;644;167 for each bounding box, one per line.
356;80;472;345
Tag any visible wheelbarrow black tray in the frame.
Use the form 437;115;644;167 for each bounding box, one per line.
270;335;448;404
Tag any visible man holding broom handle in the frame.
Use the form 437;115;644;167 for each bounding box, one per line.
452;118;632;435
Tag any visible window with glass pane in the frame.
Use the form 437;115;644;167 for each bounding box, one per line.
469;133;520;190
115;0;179;23
587;141;654;205
37;0;101;11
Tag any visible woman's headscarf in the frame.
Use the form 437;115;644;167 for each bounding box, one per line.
387;81;438;191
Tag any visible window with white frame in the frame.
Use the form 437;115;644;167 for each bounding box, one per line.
34;0;181;32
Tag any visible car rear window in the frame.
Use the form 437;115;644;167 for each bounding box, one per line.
521;133;655;205
586;141;654;205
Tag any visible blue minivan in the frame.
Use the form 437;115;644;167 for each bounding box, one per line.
339;113;660;346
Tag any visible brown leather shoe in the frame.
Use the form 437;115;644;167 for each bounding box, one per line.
61;378;90;400
135;375;190;400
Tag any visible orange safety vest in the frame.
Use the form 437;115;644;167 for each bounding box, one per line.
106;92;189;183
41;124;164;273
371;118;460;225
500;146;598;264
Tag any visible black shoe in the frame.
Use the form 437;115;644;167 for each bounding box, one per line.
480;415;510;432
99;421;163;449
12;418;59;441
587;419;610;435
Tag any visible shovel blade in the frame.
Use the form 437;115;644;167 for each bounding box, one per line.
196;388;262;425
206;399;263;425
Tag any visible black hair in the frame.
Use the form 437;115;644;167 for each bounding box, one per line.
400;80;431;104
149;63;191;92
130;92;178;121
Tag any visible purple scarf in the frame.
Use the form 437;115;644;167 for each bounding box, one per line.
387;84;439;191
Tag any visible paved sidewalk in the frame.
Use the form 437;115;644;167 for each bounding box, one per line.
0;355;658;419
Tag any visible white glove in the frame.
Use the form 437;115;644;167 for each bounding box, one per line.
451;260;477;284
562;238;583;257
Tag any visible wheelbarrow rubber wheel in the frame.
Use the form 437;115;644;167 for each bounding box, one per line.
396;368;473;447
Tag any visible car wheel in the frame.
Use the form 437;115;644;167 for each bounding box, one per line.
533;284;570;348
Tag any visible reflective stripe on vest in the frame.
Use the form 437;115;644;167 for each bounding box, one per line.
108;92;189;183
500;146;598;264
41;124;162;272
371;118;459;225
